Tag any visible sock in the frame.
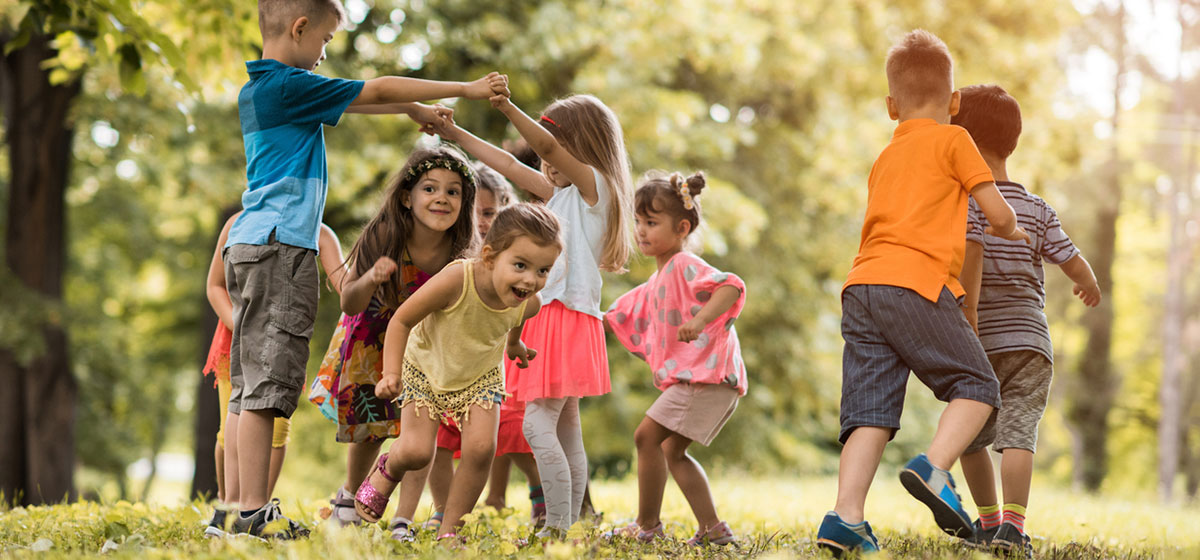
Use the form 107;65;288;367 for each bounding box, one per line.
239;506;260;520
529;485;545;506
1002;503;1026;533
977;504;1001;530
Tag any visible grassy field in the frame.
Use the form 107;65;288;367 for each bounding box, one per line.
2;474;1198;558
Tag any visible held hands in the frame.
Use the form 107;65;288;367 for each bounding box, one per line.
677;317;706;342
488;73;511;109
986;225;1031;244
466;72;508;100
1073;281;1102;307
375;373;402;400
408;103;448;136
368;256;398;285
506;340;538;368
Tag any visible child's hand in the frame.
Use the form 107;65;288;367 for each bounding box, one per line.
1073;281;1102;307
506;341;538;368
466;72;505;100
375;373;402;400
677;317;706;342
428;114;457;139
369;256;398;285
488;73;510;97
408;103;444;135
986;224;1031;244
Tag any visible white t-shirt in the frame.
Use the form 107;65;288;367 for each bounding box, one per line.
540;167;610;319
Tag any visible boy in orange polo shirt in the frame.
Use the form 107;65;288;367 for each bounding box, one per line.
815;30;1030;557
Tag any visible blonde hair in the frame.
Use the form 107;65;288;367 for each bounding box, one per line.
540;95;634;273
258;0;347;39
885;29;953;109
483;203;563;255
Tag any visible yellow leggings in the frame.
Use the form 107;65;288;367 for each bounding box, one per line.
216;376;291;448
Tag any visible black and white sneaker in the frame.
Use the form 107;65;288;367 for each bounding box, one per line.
204;507;230;538
231;498;310;540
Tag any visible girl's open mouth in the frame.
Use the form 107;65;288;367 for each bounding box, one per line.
512;287;531;299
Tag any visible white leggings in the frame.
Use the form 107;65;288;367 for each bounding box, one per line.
523;397;587;531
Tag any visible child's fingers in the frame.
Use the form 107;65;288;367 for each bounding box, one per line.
526;348;537;362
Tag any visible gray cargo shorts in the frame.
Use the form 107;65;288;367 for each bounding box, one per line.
223;235;318;418
965;350;1052;454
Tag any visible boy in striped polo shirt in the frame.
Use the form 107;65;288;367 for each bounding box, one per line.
955;84;1101;558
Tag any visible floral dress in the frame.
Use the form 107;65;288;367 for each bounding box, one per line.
308;251;432;443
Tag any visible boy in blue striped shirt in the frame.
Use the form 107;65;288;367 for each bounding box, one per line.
955;84;1101;558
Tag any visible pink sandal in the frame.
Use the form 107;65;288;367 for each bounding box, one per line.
355;453;399;523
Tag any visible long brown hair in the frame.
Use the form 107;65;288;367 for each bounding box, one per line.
541;94;633;273
345;144;478;308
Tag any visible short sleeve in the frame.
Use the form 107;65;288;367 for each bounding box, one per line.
1039;202;1080;265
950;128;994;192
282;69;365;127
606;281;655;362
966;196;987;245
682;256;747;321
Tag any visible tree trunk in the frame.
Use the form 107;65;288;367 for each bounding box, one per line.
1067;3;1125;493
0;33;82;505
190;292;222;501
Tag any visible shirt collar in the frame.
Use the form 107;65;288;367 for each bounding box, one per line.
893;118;938;138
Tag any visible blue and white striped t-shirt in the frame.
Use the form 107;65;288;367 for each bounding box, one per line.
967;182;1079;363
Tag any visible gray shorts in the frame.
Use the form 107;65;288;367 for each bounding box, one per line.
965;350;1052;453
839;284;1000;444
224;235;318;418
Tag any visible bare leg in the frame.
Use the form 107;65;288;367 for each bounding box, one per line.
215;443;226;503
394;461;434;522
485;454;513;509
345;440;385;493
832;426;889;524
223;412;240;506
999;448;1034;508
428;448;456;515
633;416;671;530
358;405;440;519
441;405;500;531
235;408;275;511
960;448;998;508
927;399;993;470
266;445;286;497
662;432;720;531
510;453;540;486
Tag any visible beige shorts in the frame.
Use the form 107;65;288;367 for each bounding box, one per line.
966;350;1053;454
646;382;739;446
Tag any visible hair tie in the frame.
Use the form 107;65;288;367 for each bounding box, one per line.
540;115;558;127
672;173;695;210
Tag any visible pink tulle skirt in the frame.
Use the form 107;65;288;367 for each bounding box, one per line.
506;301;610;401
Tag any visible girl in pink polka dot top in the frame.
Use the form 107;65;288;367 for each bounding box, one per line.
604;171;746;547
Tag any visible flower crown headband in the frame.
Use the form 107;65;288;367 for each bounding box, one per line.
403;156;476;189
670;173;695;211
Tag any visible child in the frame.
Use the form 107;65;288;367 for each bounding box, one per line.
307;145;479;540
425;164;547;529
953;84;1101;558
604;172;747;546
203;211;345;538
354;203;563;541
432;88;634;536
221;0;501;537
814;30;1030;557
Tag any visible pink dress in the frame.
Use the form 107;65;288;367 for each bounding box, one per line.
607;251;748;395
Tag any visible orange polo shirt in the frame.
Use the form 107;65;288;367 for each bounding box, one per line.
844;119;994;302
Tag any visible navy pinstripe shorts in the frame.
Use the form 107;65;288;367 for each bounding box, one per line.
839;284;999;444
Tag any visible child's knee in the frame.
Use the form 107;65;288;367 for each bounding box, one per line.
634;424;660;450
660;438;690;461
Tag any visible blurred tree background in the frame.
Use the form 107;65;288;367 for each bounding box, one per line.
2;0;1199;506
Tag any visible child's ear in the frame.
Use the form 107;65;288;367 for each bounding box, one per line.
885;96;900;121
675;218;692;238
291;16;309;42
480;245;497;266
948;90;961;117
400;190;411;209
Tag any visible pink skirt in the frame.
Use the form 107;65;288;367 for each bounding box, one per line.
506;301;610;401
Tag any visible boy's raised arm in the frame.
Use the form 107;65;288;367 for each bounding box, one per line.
349;74;499;107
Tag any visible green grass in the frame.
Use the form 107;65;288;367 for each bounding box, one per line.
2;475;1197;558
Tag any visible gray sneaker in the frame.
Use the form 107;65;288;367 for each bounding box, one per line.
203;508;230;538
232;498;309;540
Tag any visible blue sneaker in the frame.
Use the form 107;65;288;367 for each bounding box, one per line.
816;511;880;557
898;454;973;538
